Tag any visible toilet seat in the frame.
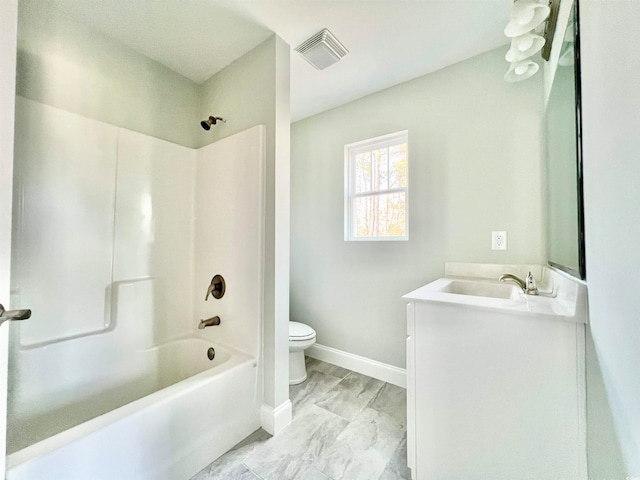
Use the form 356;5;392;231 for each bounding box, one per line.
289;321;315;341
289;321;316;385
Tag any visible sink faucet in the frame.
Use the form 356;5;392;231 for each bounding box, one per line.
499;272;538;295
198;315;221;329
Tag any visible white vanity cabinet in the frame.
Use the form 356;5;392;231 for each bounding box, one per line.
404;265;588;480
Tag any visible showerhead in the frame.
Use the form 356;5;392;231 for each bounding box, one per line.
201;115;226;131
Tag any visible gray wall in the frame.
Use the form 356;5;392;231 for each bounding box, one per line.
585;326;627;479
16;2;201;149
581;0;640;476
291;47;545;369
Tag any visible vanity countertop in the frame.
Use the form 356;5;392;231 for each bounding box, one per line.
403;263;588;324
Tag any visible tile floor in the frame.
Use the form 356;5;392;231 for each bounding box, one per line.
191;357;410;480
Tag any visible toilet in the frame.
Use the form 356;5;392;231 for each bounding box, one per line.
289;321;316;385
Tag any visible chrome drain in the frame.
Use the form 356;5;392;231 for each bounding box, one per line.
207;347;216;361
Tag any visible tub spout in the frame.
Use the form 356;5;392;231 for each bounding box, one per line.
199;316;221;329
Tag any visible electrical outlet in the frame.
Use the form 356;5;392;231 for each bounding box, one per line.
492;231;507;250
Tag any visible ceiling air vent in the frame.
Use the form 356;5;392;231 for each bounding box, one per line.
294;28;349;70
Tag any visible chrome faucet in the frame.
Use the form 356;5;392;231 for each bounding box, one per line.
499;272;538;295
198;315;221;329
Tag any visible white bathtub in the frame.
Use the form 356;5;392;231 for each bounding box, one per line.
6;336;261;480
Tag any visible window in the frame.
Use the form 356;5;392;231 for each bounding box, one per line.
344;131;408;241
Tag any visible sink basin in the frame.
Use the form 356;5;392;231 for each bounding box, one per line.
403;264;588;323
438;280;518;299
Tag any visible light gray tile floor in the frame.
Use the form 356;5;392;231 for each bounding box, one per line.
191;357;410;480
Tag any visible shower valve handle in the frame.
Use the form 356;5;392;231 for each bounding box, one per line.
205;275;226;300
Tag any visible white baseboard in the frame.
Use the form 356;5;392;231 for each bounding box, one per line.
260;400;292;435
307;344;407;388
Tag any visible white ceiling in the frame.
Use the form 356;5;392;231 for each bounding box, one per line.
41;0;512;121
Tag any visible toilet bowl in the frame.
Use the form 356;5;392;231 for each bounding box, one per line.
289;321;316;385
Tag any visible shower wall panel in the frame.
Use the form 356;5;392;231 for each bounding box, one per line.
12;96;118;346
9;98;198;452
12;97;197;348
114;129;196;346
194;125;265;358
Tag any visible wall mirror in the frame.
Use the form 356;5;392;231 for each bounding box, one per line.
545;1;586;279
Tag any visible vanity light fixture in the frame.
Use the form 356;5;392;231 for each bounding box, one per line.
503;0;551;82
504;59;540;83
505;32;546;62
504;0;551;37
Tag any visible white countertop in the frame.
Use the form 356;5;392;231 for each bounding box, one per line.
403;264;588;324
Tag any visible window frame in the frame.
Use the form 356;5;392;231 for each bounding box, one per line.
344;130;409;242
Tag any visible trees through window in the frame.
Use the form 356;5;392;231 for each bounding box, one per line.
345;131;408;241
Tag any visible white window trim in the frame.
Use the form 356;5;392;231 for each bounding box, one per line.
344;130;409;241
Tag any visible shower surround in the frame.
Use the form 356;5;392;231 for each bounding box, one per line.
7;97;265;479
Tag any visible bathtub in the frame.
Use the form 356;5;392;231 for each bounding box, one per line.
6;336;261;480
